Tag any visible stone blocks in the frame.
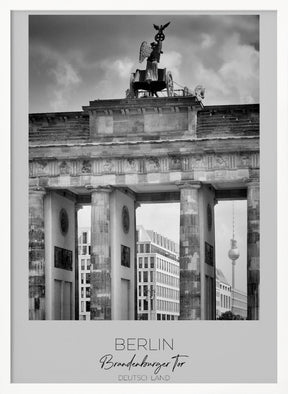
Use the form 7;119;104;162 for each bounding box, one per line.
179;184;201;320
247;182;260;320
29;188;46;320
90;188;112;320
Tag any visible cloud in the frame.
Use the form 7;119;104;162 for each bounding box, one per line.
111;58;134;79
159;51;182;82
200;33;215;49
218;35;259;103
30;44;81;111
182;33;259;105
50;60;80;88
88;56;135;99
49;60;81;111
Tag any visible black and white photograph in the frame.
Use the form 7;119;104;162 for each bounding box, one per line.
28;13;259;322
9;8;279;386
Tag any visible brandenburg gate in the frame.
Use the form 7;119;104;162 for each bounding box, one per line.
29;96;259;321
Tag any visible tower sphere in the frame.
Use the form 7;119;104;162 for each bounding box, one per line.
228;239;240;261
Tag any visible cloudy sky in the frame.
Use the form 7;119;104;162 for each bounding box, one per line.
31;13;258;293
29;14;259;113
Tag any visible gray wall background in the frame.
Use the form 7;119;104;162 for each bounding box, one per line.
11;11;277;384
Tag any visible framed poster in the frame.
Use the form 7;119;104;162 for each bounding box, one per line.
10;8;278;388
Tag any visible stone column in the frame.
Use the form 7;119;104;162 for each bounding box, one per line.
178;182;201;320
247;181;260;320
74;204;82;320
134;201;141;320
89;187;112;320
29;187;46;320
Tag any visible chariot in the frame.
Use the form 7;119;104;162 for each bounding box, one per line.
128;68;174;98
126;22;205;101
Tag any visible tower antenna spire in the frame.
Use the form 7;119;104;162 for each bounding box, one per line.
232;201;235;240
228;201;240;310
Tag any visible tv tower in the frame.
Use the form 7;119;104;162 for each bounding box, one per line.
228;202;240;308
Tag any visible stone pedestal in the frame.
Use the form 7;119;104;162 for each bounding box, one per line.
29;187;46;320
247;181;260;320
90;187;112;320
178;182;201;320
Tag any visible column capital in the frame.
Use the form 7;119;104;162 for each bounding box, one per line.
246;179;260;188
247;169;260;185
29;186;46;194
176;181;201;190
117;187;136;201
85;184;113;193
135;202;141;210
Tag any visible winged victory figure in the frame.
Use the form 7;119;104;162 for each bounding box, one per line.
139;22;170;83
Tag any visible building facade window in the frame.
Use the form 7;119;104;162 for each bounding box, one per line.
136;226;180;321
139;257;143;268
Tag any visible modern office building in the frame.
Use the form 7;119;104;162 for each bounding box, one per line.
216;268;247;319
78;227;91;320
231;288;247;319
78;225;180;321
136;225;180;320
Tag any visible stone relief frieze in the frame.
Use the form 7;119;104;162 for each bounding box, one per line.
214;154;229;168
81;160;92;173
103;159;115;173
123;158;137;173
146;157;160;172
181;156;189;171
251;153;259;168
29;151;259;179
37;160;48;171
169;155;182;170
59;161;70;175
160;157;169;171
240;155;250;167
192;155;204;169
31;160;49;176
